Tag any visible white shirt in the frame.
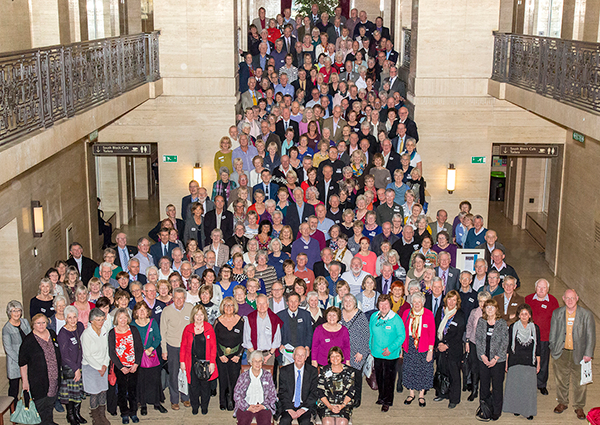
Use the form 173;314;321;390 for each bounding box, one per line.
243;313;282;350
246;369;265;405
81;325;110;370
74;257;83;273
341;270;369;295
272;298;286;314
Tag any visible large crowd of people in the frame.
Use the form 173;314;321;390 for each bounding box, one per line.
2;3;597;425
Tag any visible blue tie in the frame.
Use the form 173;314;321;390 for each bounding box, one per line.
294;370;302;408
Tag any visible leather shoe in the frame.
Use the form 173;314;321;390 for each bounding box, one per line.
554;403;568;414
220;404;226;411
467;391;478;401
376;399;383;405
227;400;234;411
154;405;168;413
183;401;191;408
448;403;457;409
540;387;548;395
575;408;586;420
171;403;180;411
434;396;446;402
381;405;389;412
140;406;147;416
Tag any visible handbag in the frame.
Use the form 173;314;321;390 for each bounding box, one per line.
433;370;450;396
140;319;160;368
10;391;41;425
364;354;378;391
476;395;493;420
193;360;211;381
108;363;117;386
62;365;76;380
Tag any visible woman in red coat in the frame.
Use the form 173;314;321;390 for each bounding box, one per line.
180;304;218;415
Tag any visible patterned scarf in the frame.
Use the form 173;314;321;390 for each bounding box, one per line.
437;307;457;341
512;320;537;365
351;162;365;177
410;308;424;349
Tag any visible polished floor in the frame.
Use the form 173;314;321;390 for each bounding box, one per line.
1;201;597;424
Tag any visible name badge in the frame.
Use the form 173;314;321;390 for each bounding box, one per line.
325;370;333;378
298;318;303;323
476;241;481;246
385;326;391;330
511;303;518;306
469;298;474;303
70;337;78;345
304;246;309;249
449;273;453;277
155;307;162;314
191;227;197;232
54;342;59;347
234;328;240;333
206;335;210;339
423;324;428;328
41;308;46;312
222;215;226;219
184;316;190;321
325;338;331;343
541;304;547;309
450;322;458;326
336;169;341;173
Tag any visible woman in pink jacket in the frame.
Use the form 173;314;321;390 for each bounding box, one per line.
401;292;435;407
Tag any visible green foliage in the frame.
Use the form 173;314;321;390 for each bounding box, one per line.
293;0;339;18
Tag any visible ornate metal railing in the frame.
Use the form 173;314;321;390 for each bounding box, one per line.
0;31;160;146
402;27;411;69
491;32;600;112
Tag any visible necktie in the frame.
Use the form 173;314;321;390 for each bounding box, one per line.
292;312;296;318
442;270;447;287
286;38;290;52
336;27;340;37
294;370;302;408
265;184;269;198
285;121;289;130
434;298;439;315
163;244;167;256
383;279;389;294
252;91;257;105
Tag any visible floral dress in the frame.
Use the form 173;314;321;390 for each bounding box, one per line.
316;365;356;419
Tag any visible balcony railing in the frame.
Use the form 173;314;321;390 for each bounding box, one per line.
0;31;160;146
491;32;600;112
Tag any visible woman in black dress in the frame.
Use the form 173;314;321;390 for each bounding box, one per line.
214;297;244;411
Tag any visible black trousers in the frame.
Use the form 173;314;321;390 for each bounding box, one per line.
33;395;56;425
115;367;138;417
468;342;480;392
352;366;363;408
279;408;312;425
217;357;241;406
8;378;20;401
537;341;550;389
107;381;118;415
189;371;211;412
374;357;397;406
395;358;404;391
479;361;505;420
447;357;462;404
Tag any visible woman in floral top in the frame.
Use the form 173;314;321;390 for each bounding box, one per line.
108;308;143;423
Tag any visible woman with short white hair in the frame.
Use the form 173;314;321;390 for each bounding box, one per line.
233;350;277;425
2;300;31;402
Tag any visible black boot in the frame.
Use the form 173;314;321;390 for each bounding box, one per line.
66;402;79;425
467;388;478;401
74;402;88;424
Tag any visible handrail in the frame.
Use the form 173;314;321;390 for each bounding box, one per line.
0;31;161;146
491;32;600;113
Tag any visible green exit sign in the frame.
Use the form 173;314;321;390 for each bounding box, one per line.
472;156;486;164
573;131;585;143
163;155;177;163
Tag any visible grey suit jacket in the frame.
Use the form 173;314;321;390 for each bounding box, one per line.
383;77;407;98
252;18;267;31
2;319;31;379
549;305;596;364
429;221;453;240
241;90;264;111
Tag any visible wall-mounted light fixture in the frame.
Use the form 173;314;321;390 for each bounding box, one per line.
447;164;456;194
31;201;44;237
193;163;202;186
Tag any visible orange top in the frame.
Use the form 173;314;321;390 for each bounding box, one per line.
565;308;576;350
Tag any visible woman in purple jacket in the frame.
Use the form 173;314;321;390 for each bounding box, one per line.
311;306;351;367
233;350;277;425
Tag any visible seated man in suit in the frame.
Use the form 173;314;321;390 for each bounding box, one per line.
253;169;279;202
435;251;460;293
66;242;99;285
203;195;234;242
429;209;453;241
149;204;185;242
277;346;319;425
149;228;178;266
114;232;137;272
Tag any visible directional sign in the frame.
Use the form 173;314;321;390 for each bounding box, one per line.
163;155;178;163
92;143;151;156
471;156;486;164
499;145;559;157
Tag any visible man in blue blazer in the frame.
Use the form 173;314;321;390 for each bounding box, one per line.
277;293;313;355
435;251;460;293
181;180;200;221
285;187;315;236
149;228;179;266
253;169;279;202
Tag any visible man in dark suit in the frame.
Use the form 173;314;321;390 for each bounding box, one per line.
312;248;346;278
316;164;339;205
149;228;178;266
203;195;234;242
380;139;401;174
279;26;297;54
376;263;395;295
398;106;419;142
257;120;282;152
275;107;300;143
435;251;460;293
317;146;345;182
66;242;99;285
127;258;147;285
383;66;405;97
277;346;318;425
425;278;445;330
149;204;185;242
114;232;138;272
252;41;272;71
391;226;420;271
181;180;200;222
375;17;391;41
391;122;408;155
285;187;315;236
253;169;279;201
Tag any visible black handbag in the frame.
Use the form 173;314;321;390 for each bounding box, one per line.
193;360;211;380
476;395;493;420
433;370;450;396
62;365;76;380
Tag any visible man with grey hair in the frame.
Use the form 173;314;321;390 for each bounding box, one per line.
160;287;193;410
525;278;559;395
127;258;147;284
133;237;153;276
243;294;283;366
98;262;119;289
277;345;318;425
464;214;488;249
